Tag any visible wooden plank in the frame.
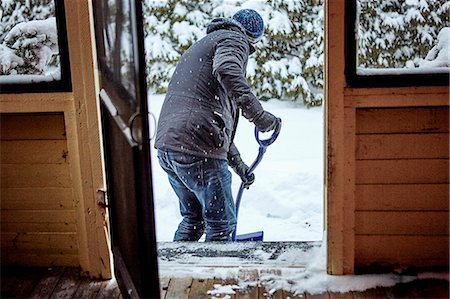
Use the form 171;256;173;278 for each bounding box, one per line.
50;267;81;298
284;290;307;298
353;287;386;299
188;278;215;299
1;140;69;164
64;0;111;279
165;278;192;299
95;279;122;299
1;187;74;210
343;108;356;274
397;279;449;299
159;277;170;299
1;210;76;224
213;277;238;299
355;159;449;185
0;92;72;107
1;163;72;188
355;235;449;263
72;279;104;299
345;90;449;108
236;269;259;299
356;133;449;160
0;267;19;298
259;269;283;299
1;252;79;267
306;292;330;299
28;266;66;299
356;107;449;134
355;184;449;211
2;267;44;298
1;232;78;252
355;211;449;235
1;222;77;233
329;292;354;299
325;0;346;276
345;85;448;96
0;113;66;140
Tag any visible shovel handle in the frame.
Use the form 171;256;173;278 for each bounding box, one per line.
254;118;282;147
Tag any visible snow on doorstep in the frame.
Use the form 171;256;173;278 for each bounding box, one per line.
158;236;449;296
149;93;324;242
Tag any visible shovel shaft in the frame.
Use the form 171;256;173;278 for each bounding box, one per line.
232;119;281;241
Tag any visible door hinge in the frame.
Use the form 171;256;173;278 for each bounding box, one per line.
96;188;108;209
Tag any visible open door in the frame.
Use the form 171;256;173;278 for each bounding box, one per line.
92;0;160;298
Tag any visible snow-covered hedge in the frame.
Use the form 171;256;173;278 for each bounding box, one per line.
144;0;448;107
143;0;324;107
358;0;450;68
0;0;59;76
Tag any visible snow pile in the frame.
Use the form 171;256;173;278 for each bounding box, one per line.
258;237;449;295
259;242;408;295
149;94;324;242
207;284;240;298
420;27;450;68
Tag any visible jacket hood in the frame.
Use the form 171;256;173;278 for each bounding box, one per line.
207;18;256;54
207;17;245;35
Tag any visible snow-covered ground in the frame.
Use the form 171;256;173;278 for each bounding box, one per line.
148;93;324;242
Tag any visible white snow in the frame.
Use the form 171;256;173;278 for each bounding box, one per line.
149;93;324;242
207;284;239;297
357;66;449;75
0;72;60;84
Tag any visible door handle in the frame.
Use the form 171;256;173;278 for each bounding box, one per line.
100;89;138;147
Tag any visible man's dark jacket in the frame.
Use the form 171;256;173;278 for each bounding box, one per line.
155;18;264;161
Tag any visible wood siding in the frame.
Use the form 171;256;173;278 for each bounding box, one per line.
354;106;449;268
0;113;79;267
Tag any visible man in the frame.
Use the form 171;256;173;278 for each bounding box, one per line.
155;8;281;241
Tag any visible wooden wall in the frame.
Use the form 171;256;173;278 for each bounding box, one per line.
1;113;78;266
0;1;111;278
354;106;449;268
326;0;449;274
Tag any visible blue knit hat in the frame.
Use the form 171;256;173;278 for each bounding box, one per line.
232;9;264;43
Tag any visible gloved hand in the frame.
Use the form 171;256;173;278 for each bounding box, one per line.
229;155;255;189
253;111;281;133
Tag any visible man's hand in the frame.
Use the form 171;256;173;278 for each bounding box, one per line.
253;111;281;133
229;155;255;189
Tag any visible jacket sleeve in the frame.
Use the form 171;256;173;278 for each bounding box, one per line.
227;142;242;167
212;33;264;122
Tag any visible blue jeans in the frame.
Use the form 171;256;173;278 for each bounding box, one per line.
157;150;236;241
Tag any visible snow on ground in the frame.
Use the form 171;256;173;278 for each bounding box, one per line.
148;93;324;242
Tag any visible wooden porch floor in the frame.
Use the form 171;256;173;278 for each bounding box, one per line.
1;266;448;299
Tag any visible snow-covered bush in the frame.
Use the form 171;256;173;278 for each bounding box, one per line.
358;0;450;68
143;0;324;107
420;27;450;68
0;0;59;76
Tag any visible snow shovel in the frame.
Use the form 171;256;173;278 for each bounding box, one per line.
232;118;282;242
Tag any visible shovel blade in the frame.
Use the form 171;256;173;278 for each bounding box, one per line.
235;231;264;242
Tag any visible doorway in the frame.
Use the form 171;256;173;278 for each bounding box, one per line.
145;1;325;243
